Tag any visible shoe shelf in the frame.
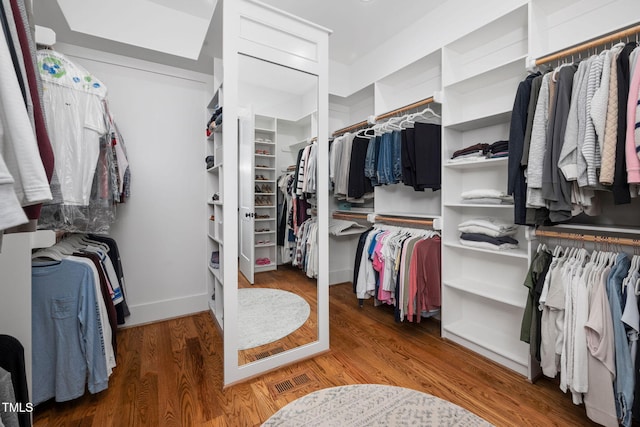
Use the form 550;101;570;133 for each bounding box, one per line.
253;115;278;273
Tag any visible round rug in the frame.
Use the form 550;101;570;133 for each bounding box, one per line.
238;288;311;350
262;384;493;427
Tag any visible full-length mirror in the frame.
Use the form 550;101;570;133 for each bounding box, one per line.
236;54;319;366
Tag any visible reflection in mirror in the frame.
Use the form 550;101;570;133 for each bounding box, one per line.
236;54;319;366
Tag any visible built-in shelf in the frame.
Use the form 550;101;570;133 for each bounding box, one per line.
445;110;512;132
255;140;276;145
444;55;528;93
443;242;528;259
444;203;514;209
255;231;274;235
444;157;508;169
208;200;223;206
255;127;275;133
255;154;276;158
255;192;276;196
255;205;276;208
207;165;221;173
255;179;275;183
208;233;223;246
255;218;274;222
255;262;277;270
443;278;525;308
443;320;528;367
208;264;222;282
255;243;275;248
255;167;276;171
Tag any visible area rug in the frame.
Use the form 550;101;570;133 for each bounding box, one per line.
238;288;310;350
262;384;493;426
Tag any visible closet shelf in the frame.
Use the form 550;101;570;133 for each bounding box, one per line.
254;179;275;183
208;264;222;282
443;320;528;367
443;278;525;309
208;233;224;245
444;109;512;132
254;231;274;235
255;205;276;208
255;154;275;158
207;164;221;173
254;218;275;222
255;167;276;171
444;203;514;209
255;127;275;133
209;300;223;331
443;242;528;259
444;55;527;92
255;140;276;145
255;243;275;248
255;261;277;270
443;157;508;169
208;200;223;206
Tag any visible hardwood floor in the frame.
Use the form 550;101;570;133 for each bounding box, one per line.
34;277;600;426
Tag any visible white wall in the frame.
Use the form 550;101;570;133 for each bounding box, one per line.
54;43;213;326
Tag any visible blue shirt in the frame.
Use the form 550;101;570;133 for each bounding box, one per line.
32;260;108;405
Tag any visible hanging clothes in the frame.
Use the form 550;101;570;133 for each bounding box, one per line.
522;244;640;427
352;224;441;322
513;42;640;226
36;49;131;233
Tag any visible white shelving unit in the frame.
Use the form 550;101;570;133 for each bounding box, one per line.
206;85;224;331
440;3;531;378
254;114;277;273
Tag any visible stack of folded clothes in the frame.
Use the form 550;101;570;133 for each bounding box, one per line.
448;140;509;163
449;143;488;163
206;106;223;136
460;189;514;205
486;140;508;159
458;217;519;251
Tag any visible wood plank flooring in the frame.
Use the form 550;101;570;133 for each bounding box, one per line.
238;265;318;365
34;269;600;426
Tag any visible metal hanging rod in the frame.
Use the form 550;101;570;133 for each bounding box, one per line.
535;229;640;247
331;96;436;137
536;22;640;66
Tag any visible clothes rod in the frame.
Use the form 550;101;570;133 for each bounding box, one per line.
535;229;640;247
375;215;434;228
332;212;369;221
536;23;640;66
375;96;435;122
332;120;369;137
331;96;436;137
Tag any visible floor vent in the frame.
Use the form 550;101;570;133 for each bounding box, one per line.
254;346;285;361
267;370;317;398
254;351;271;360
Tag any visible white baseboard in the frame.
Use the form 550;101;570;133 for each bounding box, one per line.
123;293;209;327
329;268;353;286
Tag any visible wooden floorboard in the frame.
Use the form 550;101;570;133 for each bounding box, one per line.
34;270;603;427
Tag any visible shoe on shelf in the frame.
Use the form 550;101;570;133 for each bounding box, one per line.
261;184;273;193
255;185;263;193
256;257;271;265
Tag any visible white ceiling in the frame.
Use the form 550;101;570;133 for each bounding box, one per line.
32;0;445;74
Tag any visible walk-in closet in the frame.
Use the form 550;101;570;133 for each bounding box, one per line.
2;0;640;425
